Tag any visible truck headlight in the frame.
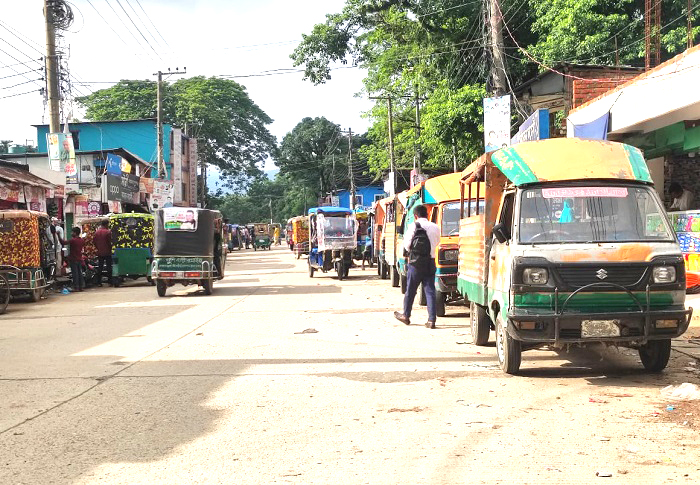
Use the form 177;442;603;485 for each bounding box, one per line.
523;267;549;285
653;266;676;283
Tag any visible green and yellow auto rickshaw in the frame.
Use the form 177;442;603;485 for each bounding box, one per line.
253;222;272;250
151;208;226;296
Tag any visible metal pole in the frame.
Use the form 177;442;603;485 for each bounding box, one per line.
156;71;164;178
415;89;422;172
348;127;355;210
387;97;396;196
44;0;60;133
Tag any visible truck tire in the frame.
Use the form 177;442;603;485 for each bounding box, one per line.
156;280;166;297
495;313;521;375
381;261;389;280
470;301;491;346
390;265;399;288
435;290;446;317
639;339;671;372
308;258;315;278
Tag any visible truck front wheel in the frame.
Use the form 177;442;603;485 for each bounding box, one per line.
639;339;671;372
495;314;521;375
470;301;491;346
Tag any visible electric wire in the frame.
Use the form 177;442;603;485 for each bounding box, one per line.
103;0;157;62
114;0;164;61
0;88;42;100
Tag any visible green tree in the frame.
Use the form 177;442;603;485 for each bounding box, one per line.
77;77;277;189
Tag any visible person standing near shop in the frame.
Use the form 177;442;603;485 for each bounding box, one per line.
51;218;65;276
60;227;85;292
93;220;112;287
669;182;695;211
393;205;440;329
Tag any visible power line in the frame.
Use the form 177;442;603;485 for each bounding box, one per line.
114;0;164;61
84;0;141;55
0;20;44;55
0;88;42;100
103;0;156;61
0;46;46;89
125;0;166;52
2;78;43;90
134;0;173;51
0;68;42;81
0;58;43;69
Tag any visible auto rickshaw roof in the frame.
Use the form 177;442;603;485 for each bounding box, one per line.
488;138;652;186
421;172;463;203
308;206;353;216
0;210;48;220
111;212;153;220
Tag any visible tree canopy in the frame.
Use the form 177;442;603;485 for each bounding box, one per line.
77;76;277;189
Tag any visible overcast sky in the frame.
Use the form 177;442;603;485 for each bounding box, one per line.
0;0;371;168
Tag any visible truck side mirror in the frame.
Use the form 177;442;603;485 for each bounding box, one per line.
493;223;508;244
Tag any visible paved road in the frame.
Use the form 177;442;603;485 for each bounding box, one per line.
1;245;699;484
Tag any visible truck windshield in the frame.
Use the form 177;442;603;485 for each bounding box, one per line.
518;186;674;244
442;201;484;236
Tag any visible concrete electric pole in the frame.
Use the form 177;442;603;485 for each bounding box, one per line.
488;0;507;96
369;95;397;196
153;68;186;179
44;0;60;133
347;128;355;210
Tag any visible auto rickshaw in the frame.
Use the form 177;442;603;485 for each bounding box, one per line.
286;219;294;251
82;213;154;287
253;223;272;250
151;208;226;296
229;224;244;251
353;209;373;269
0;210;55;302
291;215;309;259
308;207;356;280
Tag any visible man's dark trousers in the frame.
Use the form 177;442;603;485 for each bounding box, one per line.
403;259;437;322
97;255;112;285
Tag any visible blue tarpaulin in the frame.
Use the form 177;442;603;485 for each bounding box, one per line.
572;112;610;140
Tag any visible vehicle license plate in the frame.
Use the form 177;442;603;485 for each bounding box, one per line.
581;320;621;338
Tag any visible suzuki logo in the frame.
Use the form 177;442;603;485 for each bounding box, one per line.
596;269;608;280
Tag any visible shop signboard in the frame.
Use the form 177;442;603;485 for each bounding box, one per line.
483;95;511;152
0;181;20;202
511;109;550;145
149;180;174;210
104;173;139;203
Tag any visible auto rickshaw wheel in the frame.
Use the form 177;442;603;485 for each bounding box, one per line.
156;280;167;297
0;274;9;314
336;261;345;280
639;339;671;372
469;301;491;346
390;265;399;288
400;275;407;295
435;290;446;317
28;287;43;303
495;314;521;375
202;278;213;295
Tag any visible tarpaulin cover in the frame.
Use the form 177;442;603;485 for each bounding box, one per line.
154;208;219;257
317;213;357;251
0;210;45;267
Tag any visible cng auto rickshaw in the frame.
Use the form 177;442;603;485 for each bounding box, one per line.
253;223;272;250
308;207;357;280
151;208;226;296
0;210;55;302
457;138;692;374
353;209;373;269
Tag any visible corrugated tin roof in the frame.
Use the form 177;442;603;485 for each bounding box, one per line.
0;162;56;188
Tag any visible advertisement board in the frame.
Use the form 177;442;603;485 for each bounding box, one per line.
163;207;198;231
483;95;511;152
47;132;77;181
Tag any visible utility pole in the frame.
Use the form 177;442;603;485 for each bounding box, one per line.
347;128;355;210
153;68;186;179
369;95;397;196
689;0;695;49
452;138;458;173
414;89;422;172
488;0;507;95
44;0;60;133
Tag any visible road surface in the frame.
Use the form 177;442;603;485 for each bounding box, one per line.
1;245;699;484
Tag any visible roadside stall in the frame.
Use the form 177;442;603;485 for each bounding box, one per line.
291;215;309;259
668;211;700;292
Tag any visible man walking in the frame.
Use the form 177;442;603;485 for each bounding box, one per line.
93;220;112;286
394;205;440;328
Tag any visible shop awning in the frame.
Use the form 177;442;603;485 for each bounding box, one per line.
0;162;56;189
567;46;700;136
